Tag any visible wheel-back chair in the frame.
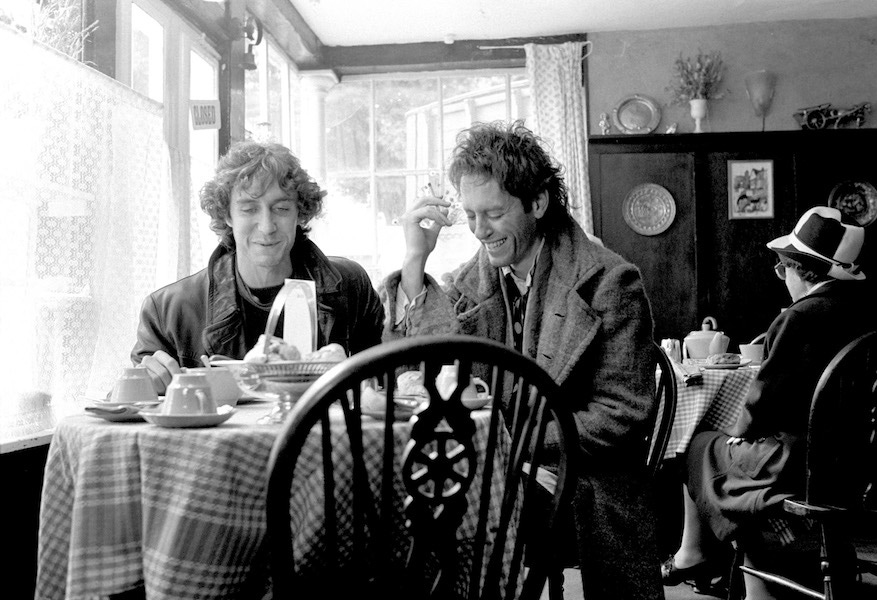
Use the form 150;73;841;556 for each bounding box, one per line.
265;334;581;600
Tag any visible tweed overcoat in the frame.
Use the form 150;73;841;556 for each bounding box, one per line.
380;223;664;599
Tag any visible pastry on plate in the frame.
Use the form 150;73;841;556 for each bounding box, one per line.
707;352;741;365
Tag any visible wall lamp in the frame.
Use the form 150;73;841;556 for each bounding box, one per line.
240;15;263;70
744;70;777;131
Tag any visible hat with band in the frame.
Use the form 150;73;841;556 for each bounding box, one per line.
767;206;865;281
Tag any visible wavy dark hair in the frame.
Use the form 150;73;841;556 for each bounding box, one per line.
447;120;574;237
200;141;326;249
778;255;831;284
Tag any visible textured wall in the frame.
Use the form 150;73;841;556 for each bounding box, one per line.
587;18;877;135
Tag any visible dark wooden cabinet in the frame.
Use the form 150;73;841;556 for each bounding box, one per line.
589;130;877;346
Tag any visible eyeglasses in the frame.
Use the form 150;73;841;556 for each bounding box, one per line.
773;262;787;280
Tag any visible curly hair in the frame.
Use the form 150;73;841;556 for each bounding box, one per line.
779;255;830;283
447;120;574;237
200;141;326;249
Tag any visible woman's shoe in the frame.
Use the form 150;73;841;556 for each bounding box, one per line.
661;556;714;588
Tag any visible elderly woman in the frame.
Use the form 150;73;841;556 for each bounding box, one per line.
132;141;384;394
662;206;873;598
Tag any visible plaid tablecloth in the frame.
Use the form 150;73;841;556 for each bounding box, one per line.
661;362;759;459
36;402;506;600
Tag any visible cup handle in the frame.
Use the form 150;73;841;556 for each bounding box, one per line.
195;388;214;412
471;377;489;396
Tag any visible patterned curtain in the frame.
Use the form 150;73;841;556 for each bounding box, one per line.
0;24;179;438
525;42;594;234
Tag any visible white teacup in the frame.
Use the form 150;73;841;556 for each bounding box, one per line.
163;373;216;415
739;343;765;364
111;367;158;404
183;367;242;406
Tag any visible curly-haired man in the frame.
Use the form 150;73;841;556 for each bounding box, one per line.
133;141;384;393
381;120;662;599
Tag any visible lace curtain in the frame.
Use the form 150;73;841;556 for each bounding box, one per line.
0;24;178;438
525;42;594;234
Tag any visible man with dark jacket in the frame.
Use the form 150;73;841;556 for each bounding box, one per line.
133;141;384;394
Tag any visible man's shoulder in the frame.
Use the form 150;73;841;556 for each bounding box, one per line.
145;269;210;305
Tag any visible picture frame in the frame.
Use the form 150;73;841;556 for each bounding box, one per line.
728;160;774;219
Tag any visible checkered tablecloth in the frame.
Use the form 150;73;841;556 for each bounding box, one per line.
661;362;759;459
35;402;507;600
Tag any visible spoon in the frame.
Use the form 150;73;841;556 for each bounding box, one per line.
200;355;212;369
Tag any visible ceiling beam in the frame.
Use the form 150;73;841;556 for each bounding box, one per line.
248;0;324;67
313;34;589;76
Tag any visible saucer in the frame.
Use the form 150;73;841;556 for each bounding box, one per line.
139;405;235;428
85;405;148;422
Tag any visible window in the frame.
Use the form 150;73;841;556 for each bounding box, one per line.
245;32;300;150
309;71;531;285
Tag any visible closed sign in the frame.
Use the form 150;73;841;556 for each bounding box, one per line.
190;100;220;130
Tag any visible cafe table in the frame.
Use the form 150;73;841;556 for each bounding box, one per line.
661;360;760;460
35;400;506;600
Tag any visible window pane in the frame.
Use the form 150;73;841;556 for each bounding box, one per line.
374;79;439;171
131;3;163;102
267;42;284;143
326;81;370;172
309;175;377;276
510;74;533;122
244;40;267;140
189;49;219;267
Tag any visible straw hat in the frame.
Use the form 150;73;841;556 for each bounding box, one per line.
767;206;865;281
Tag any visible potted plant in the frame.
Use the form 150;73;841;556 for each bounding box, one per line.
667;50;726;132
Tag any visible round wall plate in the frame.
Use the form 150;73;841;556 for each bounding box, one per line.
622;183;676;236
828;180;877;227
611;94;662;134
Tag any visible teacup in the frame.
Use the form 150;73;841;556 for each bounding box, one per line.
163;373;216;415
110;367;158;404
436;365;490;408
739;343;765;364
183;367;242;406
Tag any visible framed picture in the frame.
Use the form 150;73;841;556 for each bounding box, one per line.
728;160;774;219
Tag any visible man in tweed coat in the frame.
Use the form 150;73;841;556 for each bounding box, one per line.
380;121;663;599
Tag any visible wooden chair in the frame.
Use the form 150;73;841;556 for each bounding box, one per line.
545;341;679;598
265;334;581;600
729;330;877;600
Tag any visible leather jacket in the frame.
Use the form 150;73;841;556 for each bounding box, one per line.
132;238;385;367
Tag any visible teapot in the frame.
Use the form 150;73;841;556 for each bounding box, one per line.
683;316;730;360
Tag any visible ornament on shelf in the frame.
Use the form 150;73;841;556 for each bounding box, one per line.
599;112;612;135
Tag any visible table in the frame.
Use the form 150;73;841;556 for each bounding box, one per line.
662;361;759;459
36;401;504;600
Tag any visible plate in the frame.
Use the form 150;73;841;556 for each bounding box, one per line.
622;183;676;236
828;180;877;227
611;94;661;135
139;406;235;428
701;359;753;370
362;408;417;422
235;392;269;404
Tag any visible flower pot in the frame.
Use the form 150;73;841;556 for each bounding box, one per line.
689;98;708;133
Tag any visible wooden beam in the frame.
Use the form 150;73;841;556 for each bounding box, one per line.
248;0;323;67
313;34;589;76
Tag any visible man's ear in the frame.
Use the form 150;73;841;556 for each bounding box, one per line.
532;190;549;219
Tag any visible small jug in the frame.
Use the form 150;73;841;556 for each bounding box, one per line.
435;365;489;403
660;339;682;363
163;373;216;415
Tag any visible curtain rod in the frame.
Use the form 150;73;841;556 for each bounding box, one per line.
476;41;593;58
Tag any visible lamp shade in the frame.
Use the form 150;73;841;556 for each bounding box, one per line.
744;70;777;117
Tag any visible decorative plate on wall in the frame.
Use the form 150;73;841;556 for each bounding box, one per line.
611;94;662;135
622;183;676;236
827;180;877;227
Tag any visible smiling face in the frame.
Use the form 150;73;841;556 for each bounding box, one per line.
460;175;547;277
226;178;299;287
